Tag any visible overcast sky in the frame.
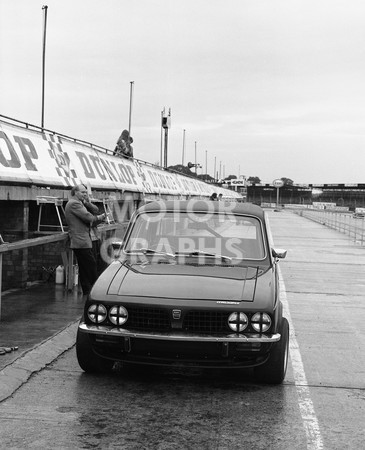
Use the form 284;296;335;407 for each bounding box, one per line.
1;0;365;184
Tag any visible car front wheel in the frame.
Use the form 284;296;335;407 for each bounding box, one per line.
254;317;289;384
76;328;115;373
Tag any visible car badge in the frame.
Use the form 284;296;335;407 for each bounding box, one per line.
172;309;182;320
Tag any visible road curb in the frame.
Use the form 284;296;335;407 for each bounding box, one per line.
0;319;79;402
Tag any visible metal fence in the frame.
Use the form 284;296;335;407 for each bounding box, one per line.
296;209;365;245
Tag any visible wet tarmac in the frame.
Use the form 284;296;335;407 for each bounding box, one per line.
0;282;84;372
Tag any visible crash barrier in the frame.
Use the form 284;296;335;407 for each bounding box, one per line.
0;222;127;320
295;209;365;246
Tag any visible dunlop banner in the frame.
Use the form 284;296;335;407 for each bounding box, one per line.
0;119;240;199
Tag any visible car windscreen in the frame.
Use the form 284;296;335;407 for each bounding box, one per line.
123;211;266;262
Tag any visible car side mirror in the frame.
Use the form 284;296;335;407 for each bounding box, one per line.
112;241;124;258
272;248;287;259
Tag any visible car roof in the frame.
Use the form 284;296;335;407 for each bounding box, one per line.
138;200;265;219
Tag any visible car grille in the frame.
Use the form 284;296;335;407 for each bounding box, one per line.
124;307;229;333
127;307;170;331
183;311;228;333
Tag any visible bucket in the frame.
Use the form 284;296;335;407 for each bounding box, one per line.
55;265;65;284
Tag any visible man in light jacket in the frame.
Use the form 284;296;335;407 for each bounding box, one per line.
65;184;106;296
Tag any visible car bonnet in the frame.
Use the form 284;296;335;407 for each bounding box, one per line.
99;262;272;303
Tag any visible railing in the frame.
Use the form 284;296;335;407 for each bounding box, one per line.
296;209;365;245
0;223;127;319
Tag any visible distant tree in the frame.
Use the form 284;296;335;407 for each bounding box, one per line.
281;177;294;186
247;176;261;185
225;175;237;181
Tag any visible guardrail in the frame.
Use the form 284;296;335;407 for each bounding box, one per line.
0;223;127;320
296;210;365;245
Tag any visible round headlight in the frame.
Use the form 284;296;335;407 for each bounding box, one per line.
251;312;272;332
228;312;248;332
88;304;107;323
109;305;128;326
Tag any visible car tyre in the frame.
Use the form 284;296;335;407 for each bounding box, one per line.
254;317;289;384
76;328;114;373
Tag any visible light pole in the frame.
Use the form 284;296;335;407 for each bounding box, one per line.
194;141;197;174
162;108;171;168
160;109;164;167
41;5;48;129
214;157;216;182
128;81;134;136
182;129;186;165
205;150;207;181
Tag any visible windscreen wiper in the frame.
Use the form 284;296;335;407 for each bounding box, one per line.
139;248;176;260
187;250;232;262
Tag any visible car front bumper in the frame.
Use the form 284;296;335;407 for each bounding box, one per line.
79;323;281;343
79;322;281;368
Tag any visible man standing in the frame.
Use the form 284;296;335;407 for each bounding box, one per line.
65;184;106;296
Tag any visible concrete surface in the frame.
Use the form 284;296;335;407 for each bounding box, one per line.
1;208;364;410
0;282;83;401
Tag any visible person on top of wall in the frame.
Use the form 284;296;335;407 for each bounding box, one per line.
65;184;106;296
113;129;134;158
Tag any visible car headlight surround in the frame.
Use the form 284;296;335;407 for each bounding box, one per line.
87;304;107;324
251;312;272;332
228;312;248;332
109;305;128;326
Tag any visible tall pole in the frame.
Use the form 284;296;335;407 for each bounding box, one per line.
41;5;48;129
162;108;170;168
160;109;164;167
128;81;134;136
214;157;216;182
182;129;186;165
194;141;197;174
164;128;168;168
219;161;222;180
205;150;207;181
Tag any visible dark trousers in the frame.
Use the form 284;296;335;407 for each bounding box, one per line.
73;248;98;295
91;239;108;276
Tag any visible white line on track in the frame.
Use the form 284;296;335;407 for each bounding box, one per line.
279;268;324;450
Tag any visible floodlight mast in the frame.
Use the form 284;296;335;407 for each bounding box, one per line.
162;108;171;168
